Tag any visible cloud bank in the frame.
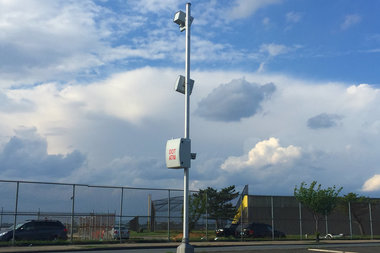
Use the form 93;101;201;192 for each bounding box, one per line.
0;67;379;194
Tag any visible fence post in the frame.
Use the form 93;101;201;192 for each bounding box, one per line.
240;194;243;241
369;202;373;240
205;192;208;241
1;207;3;229
299;202;302;240
71;184;76;243
12;181;20;245
168;189;170;241
107;210;110;240
90;211;94;240
119;187;124;243
271;196;274;240
348;201;353;239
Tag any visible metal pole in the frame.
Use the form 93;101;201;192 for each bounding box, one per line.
168;190;171;241
183;169;189;243
177;3;194;252
271;196;274;240
182;1;191;246
71;184;76;243
348;201;353;239
325;213;328;235
299;202;302;240
12;181;19;245
369;202;373;240
184;6;191;140
119;187;124;243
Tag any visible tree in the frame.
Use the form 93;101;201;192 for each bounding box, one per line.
188;185;239;231
339;192;377;235
294;181;342;240
188;190;207;232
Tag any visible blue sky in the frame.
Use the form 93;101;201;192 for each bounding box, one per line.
1;0;380;196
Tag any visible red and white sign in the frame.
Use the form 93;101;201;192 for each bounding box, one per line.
166;138;191;169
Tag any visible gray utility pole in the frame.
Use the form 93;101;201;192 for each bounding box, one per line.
183;0;191;248
178;3;193;253
170;3;195;253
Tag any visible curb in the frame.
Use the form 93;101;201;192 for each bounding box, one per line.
1;240;380;252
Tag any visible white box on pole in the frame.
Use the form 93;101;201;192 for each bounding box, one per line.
166;138;191;169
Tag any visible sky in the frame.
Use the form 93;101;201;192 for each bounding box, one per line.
1;0;380;197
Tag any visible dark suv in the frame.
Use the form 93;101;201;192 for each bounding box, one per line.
235;223;285;238
215;223;238;237
0;220;68;241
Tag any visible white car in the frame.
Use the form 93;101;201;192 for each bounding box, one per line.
322;233;344;239
111;226;130;239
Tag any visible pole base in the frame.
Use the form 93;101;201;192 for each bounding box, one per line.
176;242;194;253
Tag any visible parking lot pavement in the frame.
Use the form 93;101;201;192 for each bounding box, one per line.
215;245;380;253
0;240;380;253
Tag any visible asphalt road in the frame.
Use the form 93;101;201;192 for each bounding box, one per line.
47;243;380;253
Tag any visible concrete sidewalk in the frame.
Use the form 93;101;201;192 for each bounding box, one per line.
0;240;380;252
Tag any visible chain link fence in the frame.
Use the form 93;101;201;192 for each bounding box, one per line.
1;180;380;243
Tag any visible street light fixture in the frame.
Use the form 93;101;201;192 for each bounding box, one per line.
166;3;195;253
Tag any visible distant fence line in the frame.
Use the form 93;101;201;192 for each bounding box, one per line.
1;179;380;243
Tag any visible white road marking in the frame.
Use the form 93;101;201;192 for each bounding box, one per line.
308;249;358;253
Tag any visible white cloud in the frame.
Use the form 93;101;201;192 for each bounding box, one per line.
262;17;270;26
129;0;180;14
362;175;380;192
0;0;181;87
341;14;361;30
345;84;379;109
0;0;268;88
285;11;302;31
257;43;295;72
259;43;289;57
0;0;109;85
221;137;301;172
228;0;282;20
286;12;302;23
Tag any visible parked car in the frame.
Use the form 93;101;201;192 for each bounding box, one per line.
0;220;68;241
235;223;285;238
322;233;344;239
215;223;238;237
110;226;130;239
